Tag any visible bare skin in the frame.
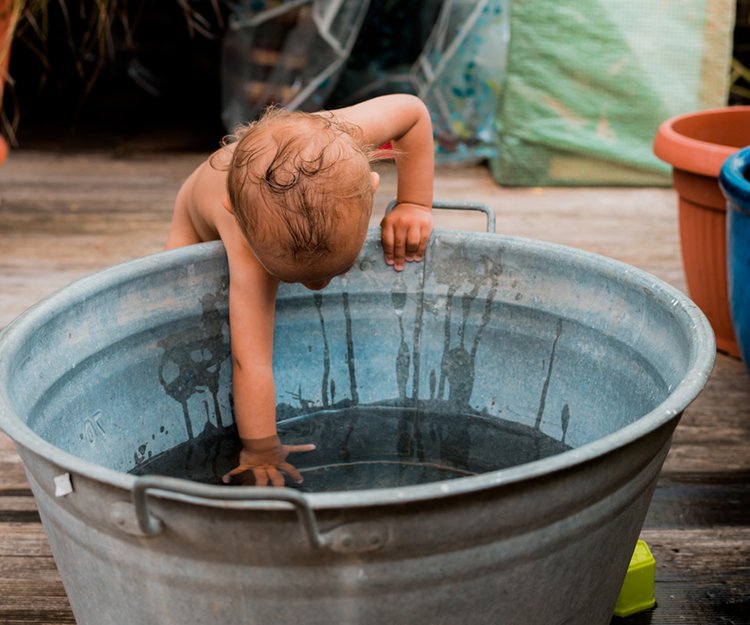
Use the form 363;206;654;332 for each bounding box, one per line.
166;94;434;486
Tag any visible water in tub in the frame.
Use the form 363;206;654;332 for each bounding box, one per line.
130;404;572;492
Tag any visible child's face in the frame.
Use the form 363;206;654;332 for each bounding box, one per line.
251;197;372;291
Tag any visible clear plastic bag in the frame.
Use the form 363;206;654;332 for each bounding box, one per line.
220;0;510;166
221;0;370;129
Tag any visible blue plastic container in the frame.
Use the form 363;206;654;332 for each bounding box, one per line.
719;147;750;372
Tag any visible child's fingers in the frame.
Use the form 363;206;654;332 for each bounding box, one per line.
222;465;271;486
252;467;270;487
222;442;314;485
222;465;248;484
392;229;407;271
266;466;285;488
380;221;395;266
279;461;304;484
415;225;430;261
284;443;316;454
405;225;424;261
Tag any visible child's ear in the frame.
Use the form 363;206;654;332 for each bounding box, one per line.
370;171;380;192
222;196;233;214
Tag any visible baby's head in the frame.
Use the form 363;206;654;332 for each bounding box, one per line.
223;108;381;290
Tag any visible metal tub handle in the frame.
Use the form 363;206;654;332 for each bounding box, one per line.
127;475;388;553
126;475;387;554
130;475;327;549
385;199;496;233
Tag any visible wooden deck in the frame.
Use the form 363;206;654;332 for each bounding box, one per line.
1;149;749;624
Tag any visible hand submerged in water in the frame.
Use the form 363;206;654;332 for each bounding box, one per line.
222;435;316;487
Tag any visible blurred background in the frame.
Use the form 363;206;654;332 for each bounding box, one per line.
1;0;748;181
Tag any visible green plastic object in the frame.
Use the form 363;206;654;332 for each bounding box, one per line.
490;0;736;186
614;540;656;618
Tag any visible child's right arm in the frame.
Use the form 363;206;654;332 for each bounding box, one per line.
173;155;314;486
219;224;315;486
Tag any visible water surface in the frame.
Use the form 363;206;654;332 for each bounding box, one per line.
131;405;572;492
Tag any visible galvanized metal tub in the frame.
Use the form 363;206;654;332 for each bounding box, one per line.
0;203;714;625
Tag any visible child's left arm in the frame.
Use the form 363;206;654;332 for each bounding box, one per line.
332;94;434;271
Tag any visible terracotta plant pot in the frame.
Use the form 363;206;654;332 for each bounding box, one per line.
654;106;750;357
719;147;750;373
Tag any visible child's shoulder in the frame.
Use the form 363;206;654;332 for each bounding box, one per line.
175;147;233;240
193;147;232;194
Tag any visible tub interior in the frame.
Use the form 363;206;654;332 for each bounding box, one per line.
3;233;696;491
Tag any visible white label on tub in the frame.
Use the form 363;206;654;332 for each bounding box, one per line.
54;473;74;497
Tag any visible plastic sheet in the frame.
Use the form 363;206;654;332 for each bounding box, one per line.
221;0;370;129
220;0;510;165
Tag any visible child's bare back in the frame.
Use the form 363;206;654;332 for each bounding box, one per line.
167;94;434;486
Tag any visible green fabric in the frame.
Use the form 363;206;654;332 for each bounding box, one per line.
492;0;734;186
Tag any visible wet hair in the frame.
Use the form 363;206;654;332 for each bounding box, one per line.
217;107;390;262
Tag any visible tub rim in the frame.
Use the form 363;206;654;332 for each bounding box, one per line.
0;233;716;510
653;105;750;177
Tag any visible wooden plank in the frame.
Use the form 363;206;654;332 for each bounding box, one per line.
645;473;750;529
0;556;66;586
0;152;196;328
0;524;70;621
1;432;30;490
612;579;750;625
613;528;750;624
641;528;750;576
0;609;76;625
662;353;750;475
0;453;30;493
0;496;39;523
0;524;53;558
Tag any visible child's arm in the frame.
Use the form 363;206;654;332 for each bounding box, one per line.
168;158;314;486
332;94;434;271
219;228;315;486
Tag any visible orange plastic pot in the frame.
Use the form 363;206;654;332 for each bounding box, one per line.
654;106;750;357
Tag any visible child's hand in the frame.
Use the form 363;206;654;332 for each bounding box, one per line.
222;435;316;487
380;202;433;271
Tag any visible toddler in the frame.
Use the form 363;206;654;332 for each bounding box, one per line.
167;94;434;486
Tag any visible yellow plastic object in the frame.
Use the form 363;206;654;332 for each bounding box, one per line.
614;540;657;617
